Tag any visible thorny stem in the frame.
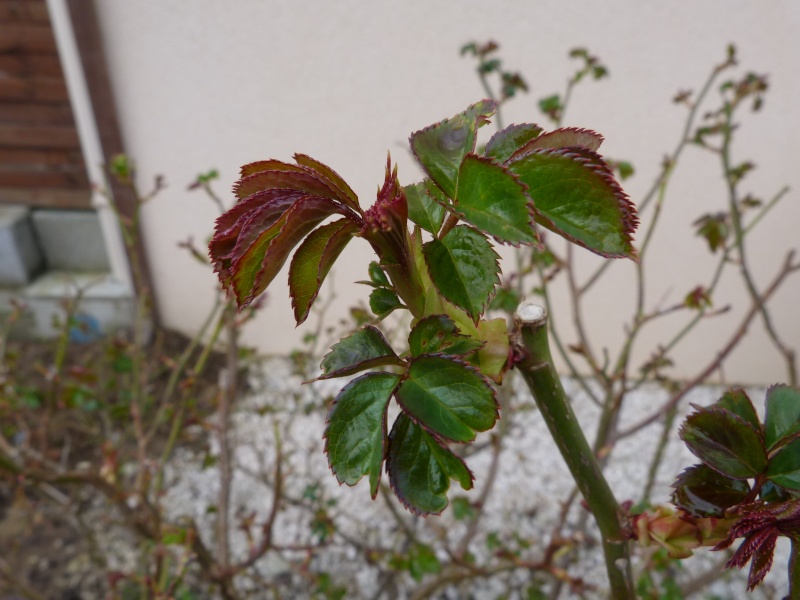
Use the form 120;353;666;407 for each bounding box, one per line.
512;303;634;599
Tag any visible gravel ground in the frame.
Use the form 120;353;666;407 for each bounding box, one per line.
160;357;790;599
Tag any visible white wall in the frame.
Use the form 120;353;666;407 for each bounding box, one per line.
92;1;800;384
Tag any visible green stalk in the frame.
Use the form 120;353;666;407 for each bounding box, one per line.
512;302;634;599
790;539;800;600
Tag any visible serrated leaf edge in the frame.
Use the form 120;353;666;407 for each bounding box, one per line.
322;372;400;496
679;405;767;479
386;414;475;517
454;154;540;248
509;147;638;259
395;353;499;444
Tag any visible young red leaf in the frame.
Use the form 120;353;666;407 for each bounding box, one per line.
484;123;543;163
508;147;638;259
294;153;361;214
289;219;358;325
239;158;308;178
744;530;779;591
395;355;498;443
409;100;496;199
231;197;347;307
212;188;304;243
324;372;400;498
209;191;303;289
386;413;474;516
234;165;343;202
453;154;538;246
508;127;604;160
318;325;401;380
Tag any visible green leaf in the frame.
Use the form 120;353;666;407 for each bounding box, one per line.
409;100;496;199
324;372;400;497
395;355;497;443
405;180;447;235
319;326;401;379
408;315;483;357
451;496;476;521
679;406;768;479
484;123;543;163
386;413;473;515
369;261;390;287
454;154;538;245
766;438;800;490
407;543;441;581
232;197;346;306
714;388;761;432
759;480;791;503
369;288;403;318
507;127;604;160
489;287;521;312
764;385;800;450
538;94;562;116
289;219;358;325
508;148;638;259
672;464;750;517
423;225;500;323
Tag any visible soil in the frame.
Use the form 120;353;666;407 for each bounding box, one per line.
0;329;228;600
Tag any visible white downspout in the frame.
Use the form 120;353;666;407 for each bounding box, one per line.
44;0;134;291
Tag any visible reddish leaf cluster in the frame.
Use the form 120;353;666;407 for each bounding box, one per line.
714;500;800;590
208;156;363;319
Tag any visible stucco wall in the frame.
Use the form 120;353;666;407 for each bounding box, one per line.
92;1;800;384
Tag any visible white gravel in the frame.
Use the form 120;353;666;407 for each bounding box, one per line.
163;357;790;599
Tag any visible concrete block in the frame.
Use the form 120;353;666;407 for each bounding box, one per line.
0;205;44;285
0;271;143;342
31;209;110;272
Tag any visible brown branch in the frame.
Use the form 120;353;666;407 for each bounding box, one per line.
222;423;284;579
618;251;800;439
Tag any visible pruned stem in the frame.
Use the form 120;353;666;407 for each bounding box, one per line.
512;302;634;599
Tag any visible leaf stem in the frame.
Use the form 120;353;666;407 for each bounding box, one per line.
512;302;634;598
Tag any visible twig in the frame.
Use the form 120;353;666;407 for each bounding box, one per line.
619;251;800;439
721;105;797;385
216;302;238;570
